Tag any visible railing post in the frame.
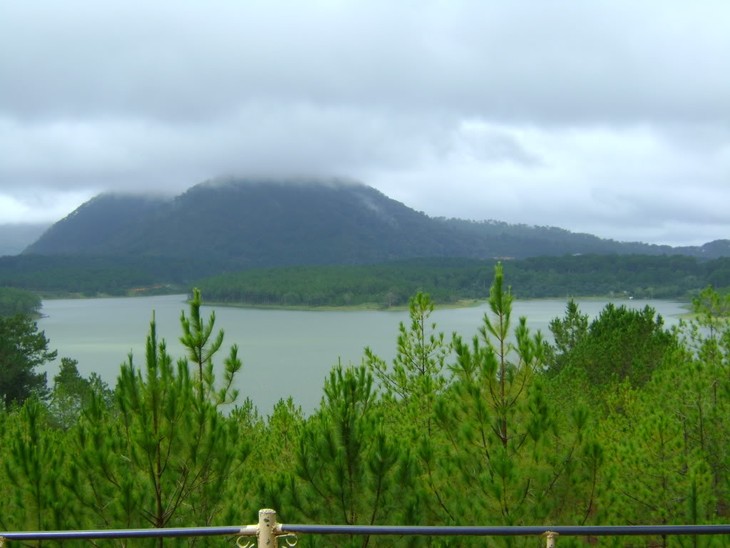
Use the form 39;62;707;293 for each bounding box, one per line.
258;508;279;547
543;530;558;547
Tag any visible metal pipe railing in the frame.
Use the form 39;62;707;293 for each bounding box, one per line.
280;523;730;537
0;525;258;543
2;509;730;546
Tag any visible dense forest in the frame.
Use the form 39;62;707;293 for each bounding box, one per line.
0;255;207;296
1;267;730;546
5;253;730;302
197;255;730;307
0;286;42;316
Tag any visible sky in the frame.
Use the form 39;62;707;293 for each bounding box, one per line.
1;1;728;246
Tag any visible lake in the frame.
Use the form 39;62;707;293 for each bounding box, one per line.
38;295;689;414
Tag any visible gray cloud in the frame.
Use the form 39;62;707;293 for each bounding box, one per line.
0;0;729;245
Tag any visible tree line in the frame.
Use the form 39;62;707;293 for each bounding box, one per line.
0;286;42;316
1;269;730;546
2;254;729;302
197;255;730;307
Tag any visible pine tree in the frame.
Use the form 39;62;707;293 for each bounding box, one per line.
47;357;113;430
70;291;248;544
435;263;599;533
232;397;306;525
3;399;78;537
364;292;454;526
667;286;730;519
0;314;56;407
289;364;415;547
544;299;588;377
556;303;677;390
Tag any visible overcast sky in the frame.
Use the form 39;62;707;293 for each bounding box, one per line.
1;1;728;246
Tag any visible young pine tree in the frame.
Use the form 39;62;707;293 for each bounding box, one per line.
364;292;454;527
435;263;600;532
3;399;79;536
70;291;248;544
288;364;416;548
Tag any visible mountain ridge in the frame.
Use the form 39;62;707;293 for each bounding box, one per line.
0;223;52;257
24;177;730;268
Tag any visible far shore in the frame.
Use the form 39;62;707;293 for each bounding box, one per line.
38;291;697;316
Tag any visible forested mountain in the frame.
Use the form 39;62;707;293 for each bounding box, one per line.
0;223;51;256
25;194;167;256
9;177;728;297
24;177;730;267
438;218;730;258
25;179;453;266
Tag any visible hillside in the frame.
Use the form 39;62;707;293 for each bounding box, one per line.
23;177;730;269
26;178;460;267
0;223;51;257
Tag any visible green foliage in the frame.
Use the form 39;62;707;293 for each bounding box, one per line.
0;254;201;296
3;279;730;545
48;357;113;430
196;259;494;308
548;301;678;388
704;257;730;290
365;292;450;411
288;364;416;546
674;287;730;518
0;286;41;316
24;180;730;277
580;286;730;547
194;255;730;308
2;251;728;302
3;178;729;300
448;263;543;449
0;314;56;408
435;263;599;532
241;397;306;522
544;299;589;376
507;254;708;299
180;288;241;405
692;285;730;336
2;399;77;536
606;406;715;527
365;292;455;529
69;290;248;544
596;365;723;546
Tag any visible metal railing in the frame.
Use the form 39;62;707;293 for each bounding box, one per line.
2;509;730;546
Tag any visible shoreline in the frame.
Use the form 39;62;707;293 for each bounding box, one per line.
37;292;696;315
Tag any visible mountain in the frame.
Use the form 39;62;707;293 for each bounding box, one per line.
24;194;168;256
24;178;730;271
0;223;51;257
26;178;463;267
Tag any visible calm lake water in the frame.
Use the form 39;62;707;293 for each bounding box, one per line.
38;295;689;414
